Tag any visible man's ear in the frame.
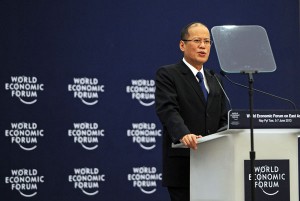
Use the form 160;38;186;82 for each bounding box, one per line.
179;40;185;52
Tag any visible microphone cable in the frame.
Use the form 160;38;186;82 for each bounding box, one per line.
220;70;297;110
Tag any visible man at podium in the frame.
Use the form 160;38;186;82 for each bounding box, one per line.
155;22;228;201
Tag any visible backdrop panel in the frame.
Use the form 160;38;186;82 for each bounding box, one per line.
0;0;299;200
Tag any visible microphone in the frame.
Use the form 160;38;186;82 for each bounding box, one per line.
210;70;232;110
220;70;297;110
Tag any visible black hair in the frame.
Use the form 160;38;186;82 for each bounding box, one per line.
180;22;208;40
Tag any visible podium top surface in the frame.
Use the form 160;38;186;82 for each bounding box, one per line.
172;128;300;148
172;132;227;148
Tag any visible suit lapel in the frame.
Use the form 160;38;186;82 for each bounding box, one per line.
178;62;207;104
205;70;215;109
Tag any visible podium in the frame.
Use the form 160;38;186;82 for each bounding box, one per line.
173;128;300;201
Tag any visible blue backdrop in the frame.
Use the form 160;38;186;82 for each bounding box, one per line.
1;0;299;200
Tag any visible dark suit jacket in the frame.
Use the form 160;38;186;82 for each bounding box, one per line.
155;61;228;187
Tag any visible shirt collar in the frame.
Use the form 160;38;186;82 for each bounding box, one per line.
182;58;205;76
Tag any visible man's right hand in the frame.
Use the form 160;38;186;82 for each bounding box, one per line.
180;134;202;150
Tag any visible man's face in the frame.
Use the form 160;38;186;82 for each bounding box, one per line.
180;24;211;70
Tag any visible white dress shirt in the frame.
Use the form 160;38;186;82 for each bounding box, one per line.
182;58;210;93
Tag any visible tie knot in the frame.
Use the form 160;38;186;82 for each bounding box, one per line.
196;72;204;82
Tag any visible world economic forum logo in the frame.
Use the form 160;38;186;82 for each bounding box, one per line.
5;168;44;197
127;166;162;194
5;76;44;104
250;165;285;195
126;79;155;106
68;77;105;105
245;160;290;201
68;122;105;150
127;122;161;150
68;167;105;196
5;122;44;151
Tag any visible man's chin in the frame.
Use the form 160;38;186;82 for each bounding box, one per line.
197;58;208;64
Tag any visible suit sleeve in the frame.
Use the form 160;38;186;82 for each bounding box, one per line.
155;67;190;143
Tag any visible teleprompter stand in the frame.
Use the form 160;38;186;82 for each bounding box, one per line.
244;71;256;201
211;25;277;201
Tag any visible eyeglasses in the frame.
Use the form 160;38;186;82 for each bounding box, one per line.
182;39;213;46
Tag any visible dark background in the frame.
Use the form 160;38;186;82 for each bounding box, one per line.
0;0;299;200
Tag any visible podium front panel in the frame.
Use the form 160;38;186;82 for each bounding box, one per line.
190;129;299;201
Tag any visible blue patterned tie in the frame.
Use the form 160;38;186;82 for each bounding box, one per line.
196;72;208;101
